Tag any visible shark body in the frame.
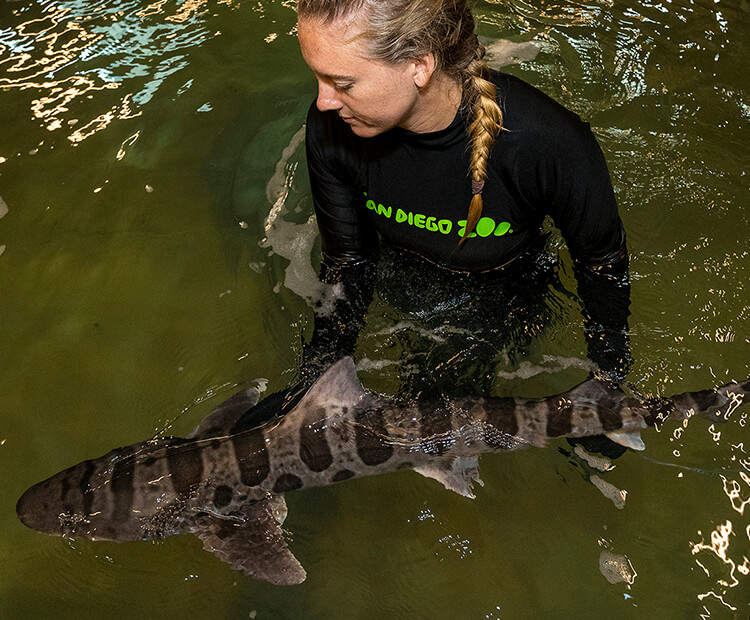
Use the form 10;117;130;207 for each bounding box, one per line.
17;357;748;584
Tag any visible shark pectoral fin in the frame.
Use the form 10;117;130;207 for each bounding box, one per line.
188;384;263;439
605;430;646;451
191;494;306;586
413;456;483;499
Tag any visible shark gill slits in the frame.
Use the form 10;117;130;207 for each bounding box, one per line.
420;406;454;455
166;441;204;497
545;399;573;437
212;485;234;508
354;409;393;466
299;409;333;472
273;473;303;493
332;469;354;482
484;398;518;447
231;430;270;486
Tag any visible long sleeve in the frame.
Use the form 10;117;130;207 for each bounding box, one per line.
300;255;377;384
573;228;632;383
302;103;379;383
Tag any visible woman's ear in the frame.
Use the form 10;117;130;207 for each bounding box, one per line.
412;53;436;88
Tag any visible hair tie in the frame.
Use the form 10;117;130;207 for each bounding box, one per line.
471;179;485;195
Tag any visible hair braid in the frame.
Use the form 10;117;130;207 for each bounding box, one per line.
460;52;503;244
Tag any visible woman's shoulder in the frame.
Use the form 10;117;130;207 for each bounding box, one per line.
489;71;598;154
490;71;587;131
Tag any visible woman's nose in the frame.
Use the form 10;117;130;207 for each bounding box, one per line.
316;82;343;112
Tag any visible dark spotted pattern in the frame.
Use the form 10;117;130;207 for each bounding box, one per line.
213;485;234;508
332;469;354;482
273;473;303;493
354;408;393;466
231;429;270;486
545;398;573;437
166;441;204;497
484;397;518;447
420;405;454;456
299;408;333;472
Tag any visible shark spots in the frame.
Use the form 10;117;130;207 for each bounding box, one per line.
332;469;354;482
273;473;303;493
111;446;137;523
596;399;625;432
166;441;204;497
299;408;333;472
420;406;454;455
354;409;394;466
483;398;518;447
545;398;573;437
231;431;270;486
212;485;234;509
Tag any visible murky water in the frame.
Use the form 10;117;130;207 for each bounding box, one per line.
1;0;748;618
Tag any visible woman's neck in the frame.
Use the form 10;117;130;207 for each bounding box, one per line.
402;72;463;134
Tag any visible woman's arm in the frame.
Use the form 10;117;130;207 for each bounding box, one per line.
301;104;379;383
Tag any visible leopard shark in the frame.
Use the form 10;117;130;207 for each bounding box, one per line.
16;357;748;585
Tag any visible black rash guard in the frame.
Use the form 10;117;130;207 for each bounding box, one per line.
302;70;631;387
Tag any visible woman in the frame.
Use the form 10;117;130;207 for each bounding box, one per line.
292;0;631;442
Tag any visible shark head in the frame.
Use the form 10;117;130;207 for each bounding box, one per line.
16;439;196;542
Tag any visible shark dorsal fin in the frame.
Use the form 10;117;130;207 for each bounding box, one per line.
292;356;368;413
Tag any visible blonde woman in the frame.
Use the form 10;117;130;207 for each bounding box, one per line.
293;0;630;455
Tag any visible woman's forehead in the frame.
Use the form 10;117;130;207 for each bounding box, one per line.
298;15;375;73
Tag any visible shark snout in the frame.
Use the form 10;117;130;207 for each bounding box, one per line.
16;481;64;535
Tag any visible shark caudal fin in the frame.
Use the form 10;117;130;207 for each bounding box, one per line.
669;378;750;423
190;493;306;585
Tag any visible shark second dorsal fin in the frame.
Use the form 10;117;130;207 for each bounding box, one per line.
188;385;263;439
413;456;483;499
191;493;306;586
292;357;368;413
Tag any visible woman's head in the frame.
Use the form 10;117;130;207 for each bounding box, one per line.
298;0;503;240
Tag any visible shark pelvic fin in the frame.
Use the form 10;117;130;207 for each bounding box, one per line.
413;456;483;499
605;430;646;451
191;493;306;586
188;384;263;439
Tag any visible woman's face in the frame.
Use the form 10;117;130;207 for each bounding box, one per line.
297;15;428;137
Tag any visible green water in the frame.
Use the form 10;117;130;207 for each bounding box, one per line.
1;0;748;618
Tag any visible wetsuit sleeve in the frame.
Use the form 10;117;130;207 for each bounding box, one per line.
301;104;379;382
541;121;632;382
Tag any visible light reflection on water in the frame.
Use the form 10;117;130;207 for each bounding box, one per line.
0;0;227;145
1;0;749;617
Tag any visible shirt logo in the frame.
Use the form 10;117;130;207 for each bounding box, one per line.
365;195;514;239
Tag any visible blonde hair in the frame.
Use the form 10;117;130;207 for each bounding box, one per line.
298;0;503;243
